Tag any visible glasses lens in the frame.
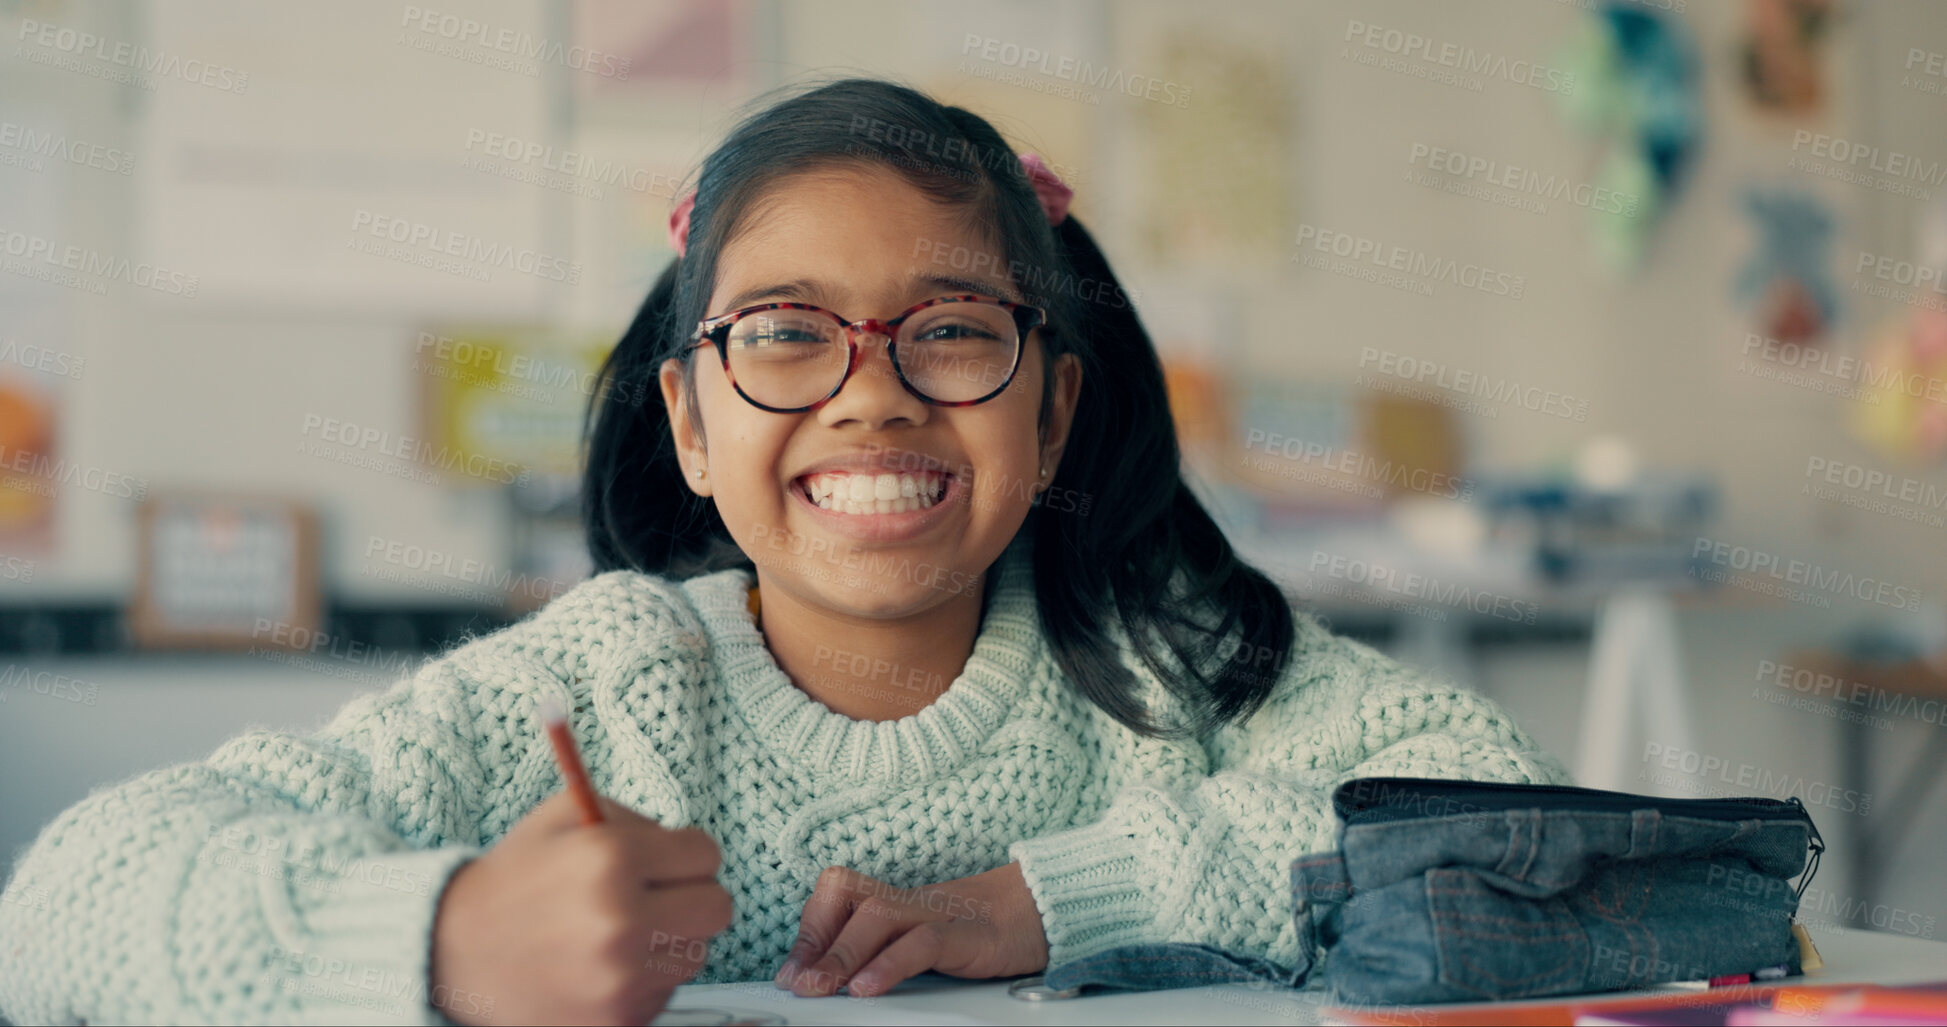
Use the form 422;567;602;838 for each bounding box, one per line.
895;302;1021;403
724;310;847;409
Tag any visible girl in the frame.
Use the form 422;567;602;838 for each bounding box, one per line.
0;78;1569;1025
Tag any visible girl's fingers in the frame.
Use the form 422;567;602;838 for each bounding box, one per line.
775;866;870;986
846;921;951;997
789;900;911;997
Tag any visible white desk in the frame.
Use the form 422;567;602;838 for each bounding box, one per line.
664;927;1947;1025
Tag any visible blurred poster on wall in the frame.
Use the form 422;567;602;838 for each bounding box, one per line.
1118;9;1295;271
411;324;635;481
572;0;755;94
0;105;74;554
133;1;555;315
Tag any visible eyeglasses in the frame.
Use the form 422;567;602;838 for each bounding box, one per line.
688;294;1045;413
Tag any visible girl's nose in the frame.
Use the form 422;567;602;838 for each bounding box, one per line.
821;325;925;424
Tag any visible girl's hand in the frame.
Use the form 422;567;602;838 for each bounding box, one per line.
774;862;1049;998
430;791;735;1026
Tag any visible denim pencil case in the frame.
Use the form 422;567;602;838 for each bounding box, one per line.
1289;777;1824;1006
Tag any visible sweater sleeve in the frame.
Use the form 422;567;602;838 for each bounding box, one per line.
1005;611;1573;972
0;571;688;1026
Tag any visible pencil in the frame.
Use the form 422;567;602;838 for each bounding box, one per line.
537;694;604;825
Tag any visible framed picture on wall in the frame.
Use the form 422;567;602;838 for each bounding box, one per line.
130;493;321;651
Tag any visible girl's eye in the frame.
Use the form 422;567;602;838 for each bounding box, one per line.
750;328;823;344
730;317;832;349
911;321;1002;343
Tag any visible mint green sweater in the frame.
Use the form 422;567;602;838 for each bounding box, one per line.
0;536;1569;1024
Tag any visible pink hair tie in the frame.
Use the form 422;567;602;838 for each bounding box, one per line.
1018;152;1073;226
668;190;696;258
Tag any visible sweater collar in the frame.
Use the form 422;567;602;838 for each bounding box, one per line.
682;533;1044;785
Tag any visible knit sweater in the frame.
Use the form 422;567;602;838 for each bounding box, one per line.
0;534;1570;1024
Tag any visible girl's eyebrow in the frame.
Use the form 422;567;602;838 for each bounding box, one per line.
916;273;1024;305
722;274;1025;312
721;279;828;311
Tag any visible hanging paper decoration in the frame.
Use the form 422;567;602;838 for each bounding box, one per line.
1557;3;1703;271
1734;187;1840;348
1738;0;1833;116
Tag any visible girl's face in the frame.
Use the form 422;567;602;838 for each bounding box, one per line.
661;164;1082;619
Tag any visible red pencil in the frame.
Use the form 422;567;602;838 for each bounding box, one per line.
537;695;604;825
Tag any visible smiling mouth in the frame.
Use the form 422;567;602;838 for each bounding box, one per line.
796;471;949;515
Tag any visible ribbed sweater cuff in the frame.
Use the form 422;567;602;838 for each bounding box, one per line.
277;847;482;1026
1007;816;1165;967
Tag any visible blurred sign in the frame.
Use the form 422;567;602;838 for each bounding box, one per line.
131;494;319;650
411;325;633;480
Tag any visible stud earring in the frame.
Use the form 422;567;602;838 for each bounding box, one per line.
695;468;705;479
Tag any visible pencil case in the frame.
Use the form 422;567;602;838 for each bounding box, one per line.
1289;777;1824;1006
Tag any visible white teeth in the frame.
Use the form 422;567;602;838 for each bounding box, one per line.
797;470;948;515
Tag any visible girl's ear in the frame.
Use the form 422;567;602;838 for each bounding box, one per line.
1038;351;1084;486
660;357;711;496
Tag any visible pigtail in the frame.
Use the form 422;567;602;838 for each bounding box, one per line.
581;259;746;578
1034;215;1296;738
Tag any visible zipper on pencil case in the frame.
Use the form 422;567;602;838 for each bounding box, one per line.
1333;776;1816;825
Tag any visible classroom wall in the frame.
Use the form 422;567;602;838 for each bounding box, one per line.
3;0;1944;945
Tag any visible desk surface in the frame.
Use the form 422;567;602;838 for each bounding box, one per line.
664;926;1947;1026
